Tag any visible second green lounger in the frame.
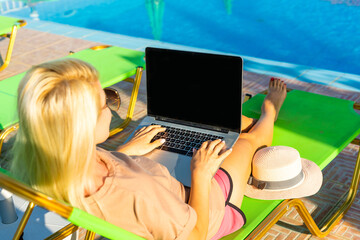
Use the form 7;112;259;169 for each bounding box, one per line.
0;45;145;137
0;16;27;72
222;90;360;239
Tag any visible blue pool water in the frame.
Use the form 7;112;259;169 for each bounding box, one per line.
4;0;360;75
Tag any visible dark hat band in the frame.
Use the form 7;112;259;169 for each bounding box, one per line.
247;171;304;190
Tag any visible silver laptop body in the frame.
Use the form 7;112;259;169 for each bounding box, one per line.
127;47;243;187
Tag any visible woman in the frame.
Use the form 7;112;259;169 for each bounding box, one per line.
10;59;287;240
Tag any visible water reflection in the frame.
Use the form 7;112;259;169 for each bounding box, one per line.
146;0;164;40
223;0;233;14
324;0;360;6
14;0;57;20
145;0;233;40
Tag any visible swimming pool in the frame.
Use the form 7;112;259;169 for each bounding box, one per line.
3;0;360;75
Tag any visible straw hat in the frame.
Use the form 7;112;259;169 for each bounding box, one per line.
245;146;323;200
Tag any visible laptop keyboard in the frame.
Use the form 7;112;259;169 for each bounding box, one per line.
150;124;224;157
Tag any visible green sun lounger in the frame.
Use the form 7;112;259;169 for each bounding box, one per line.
222;89;360;239
1;89;359;239
0;45;145;153
0;16;27;72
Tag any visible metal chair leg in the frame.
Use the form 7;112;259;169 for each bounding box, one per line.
84;230;96;240
44;223;78;240
0;25;18;72
110;66;143;136
0;123;19;158
12;202;35;240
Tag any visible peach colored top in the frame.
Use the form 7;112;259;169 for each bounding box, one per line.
83;148;226;240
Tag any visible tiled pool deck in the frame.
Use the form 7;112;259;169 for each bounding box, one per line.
0;19;360;240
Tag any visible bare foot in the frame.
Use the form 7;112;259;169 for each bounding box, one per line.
262;78;287;121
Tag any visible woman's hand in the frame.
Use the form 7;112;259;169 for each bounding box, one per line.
191;139;232;180
116;125;166;156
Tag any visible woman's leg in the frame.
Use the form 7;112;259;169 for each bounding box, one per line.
220;78;287;208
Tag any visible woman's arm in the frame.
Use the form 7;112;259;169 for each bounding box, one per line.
187;170;211;240
187;140;232;240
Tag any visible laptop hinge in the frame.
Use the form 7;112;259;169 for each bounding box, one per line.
155;116;229;133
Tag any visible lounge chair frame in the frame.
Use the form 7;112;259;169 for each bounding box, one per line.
109;66;143;136
0;19;27;72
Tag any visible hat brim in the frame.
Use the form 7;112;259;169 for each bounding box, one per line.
245;158;323;200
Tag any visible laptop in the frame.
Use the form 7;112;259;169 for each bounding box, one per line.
127;47;243;187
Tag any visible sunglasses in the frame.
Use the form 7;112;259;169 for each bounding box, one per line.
104;87;121;111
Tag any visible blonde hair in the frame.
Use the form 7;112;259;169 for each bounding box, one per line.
10;58;100;208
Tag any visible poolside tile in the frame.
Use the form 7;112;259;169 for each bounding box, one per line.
62;29;97;39
0;60;29;79
97;35;156;49
35;25;74;35
3;28;43;42
7;41;40;58
295;67;345;86
310;84;360;101
22;31;67;47
331;82;360;92
40;37;99;53
14;45;66;66
242;56;312;80
26;19;75;35
332;73;360;92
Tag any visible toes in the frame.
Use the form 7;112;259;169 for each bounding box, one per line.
278;79;284;88
269;77;275;87
275;79;281;87
279;80;286;91
269;77;287;91
271;78;280;87
268;78;288;93
269;77;278;88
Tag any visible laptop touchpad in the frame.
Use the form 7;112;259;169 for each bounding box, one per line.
147;150;192;187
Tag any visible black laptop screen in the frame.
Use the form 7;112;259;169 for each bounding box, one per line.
146;47;242;133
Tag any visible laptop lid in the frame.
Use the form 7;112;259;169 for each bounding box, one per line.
145;47;243;133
